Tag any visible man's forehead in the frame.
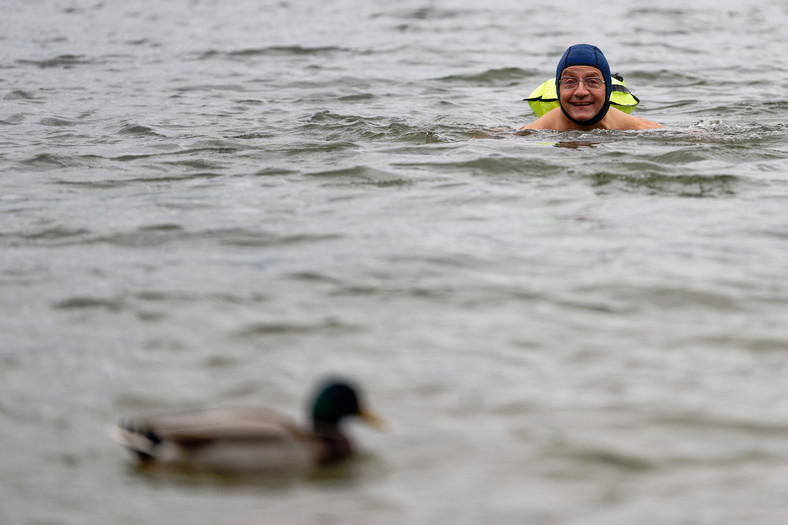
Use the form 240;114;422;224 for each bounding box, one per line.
561;65;601;77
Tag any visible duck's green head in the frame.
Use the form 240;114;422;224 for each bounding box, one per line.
311;379;382;431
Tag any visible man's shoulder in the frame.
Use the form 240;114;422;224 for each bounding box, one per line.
521;107;662;132
520;108;566;130
606;108;663;130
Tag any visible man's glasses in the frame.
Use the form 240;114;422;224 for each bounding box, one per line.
559;77;606;90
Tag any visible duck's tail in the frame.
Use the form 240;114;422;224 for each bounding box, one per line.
108;421;162;463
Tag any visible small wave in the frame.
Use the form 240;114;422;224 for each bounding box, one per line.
656;99;701;111
301;111;446;143
692;120;783;136
303;165;412;187
90;228;187;248
13;227;90;244
233;318;356;338
653;411;788;437
383;7;463;21
53;296;125;312
589;171;738;197
124;38;153;46
108;141;241;162
435;67;537;86
116;121;167;137
0;113;25;125
753;100;788;116
196;45;349;61
39;116;79;127
219;231;343;248
305;110;367;124
626;7;687;17
20;153;88;169
563;445;656;472
233;132;276;140
277;141;358;157
173;83;247;94
74;172;224;187
237;45;348;56
337;92;376;102
84;225;341;249
649;149;710;164
626;69;705;85
16;54;96;69
160;158;224;170
252;167;297;176
233;99;265;106
286;271;342;284
3;90;36;101
394;156;564;177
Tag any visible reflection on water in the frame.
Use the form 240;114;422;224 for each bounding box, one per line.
121;451;382;490
547;140;599;149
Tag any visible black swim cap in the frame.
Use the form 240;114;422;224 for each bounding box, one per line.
555;44;612;126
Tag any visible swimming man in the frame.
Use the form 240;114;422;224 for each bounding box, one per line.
521;44;662;131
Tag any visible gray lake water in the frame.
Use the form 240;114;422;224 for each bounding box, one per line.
2;0;788;523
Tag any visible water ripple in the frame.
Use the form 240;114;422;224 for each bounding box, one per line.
196;45;351;61
16;54;99;68
435;67;537;86
4;1;788;522
590;171;738;197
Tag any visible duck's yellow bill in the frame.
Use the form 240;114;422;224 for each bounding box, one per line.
359;409;385;430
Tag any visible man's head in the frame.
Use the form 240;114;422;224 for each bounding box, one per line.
555;45;612;126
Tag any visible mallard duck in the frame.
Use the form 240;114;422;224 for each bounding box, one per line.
110;378;381;472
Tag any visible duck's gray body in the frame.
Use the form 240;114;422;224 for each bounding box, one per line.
111;407;350;472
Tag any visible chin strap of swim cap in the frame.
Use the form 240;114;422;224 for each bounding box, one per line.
555;44;613;127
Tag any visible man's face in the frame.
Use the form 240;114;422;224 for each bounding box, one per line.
559;66;607;122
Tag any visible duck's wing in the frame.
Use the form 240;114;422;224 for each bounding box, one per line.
112;408;324;471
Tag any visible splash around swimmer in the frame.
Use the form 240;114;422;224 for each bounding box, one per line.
521;44;662;131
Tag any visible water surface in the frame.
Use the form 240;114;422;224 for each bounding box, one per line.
2;1;788;524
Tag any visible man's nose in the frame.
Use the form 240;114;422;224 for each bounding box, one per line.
574;80;590;95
